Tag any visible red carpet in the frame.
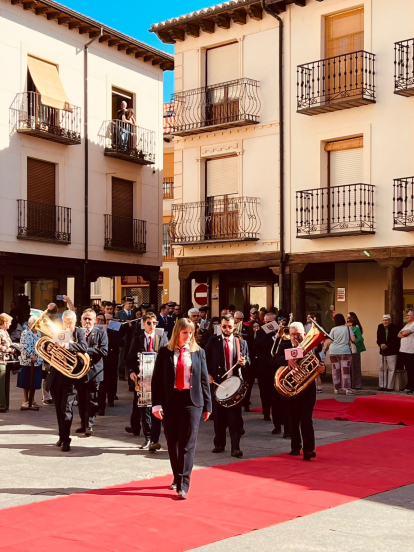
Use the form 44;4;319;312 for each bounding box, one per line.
1;427;414;551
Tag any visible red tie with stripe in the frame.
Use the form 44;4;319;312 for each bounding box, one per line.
148;336;153;352
224;338;232;376
175;348;185;391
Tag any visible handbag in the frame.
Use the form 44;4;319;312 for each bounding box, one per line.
348;326;357;354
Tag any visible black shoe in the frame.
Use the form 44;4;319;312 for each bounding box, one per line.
240;428;245;436
272;427;282;435
140;439;151;450
61;442;70;452
43;399;55;406
125;426;140;436
108;402;115;408
119;377;126;381
244;406;251;412
263;416;271;422
98;409;105;416
114;395;119;400
289;449;301;456
283;433;291;439
0;408;7;413
55;439;62;447
178;490;187;499
378;387;385;391
231;450;243;458
212;446;225;453
149;442;161;452
85;428;94;436
75;427;86;434
303;451;316;461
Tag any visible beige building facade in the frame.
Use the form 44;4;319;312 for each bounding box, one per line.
0;0;173;315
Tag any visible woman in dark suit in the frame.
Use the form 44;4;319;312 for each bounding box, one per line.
152;317;212;499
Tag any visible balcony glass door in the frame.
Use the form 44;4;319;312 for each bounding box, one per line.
27;158;56;240
112;178;133;248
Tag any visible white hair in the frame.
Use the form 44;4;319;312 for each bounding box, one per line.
188;308;200;316
290;321;305;334
264;313;276;322
62;310;76;320
235;311;244;318
28;315;38;328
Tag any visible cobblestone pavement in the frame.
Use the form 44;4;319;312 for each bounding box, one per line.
1;375;412;551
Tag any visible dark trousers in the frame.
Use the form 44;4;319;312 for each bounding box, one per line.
163;389;202;493
76;380;100;429
290;382;316;454
98;356;118;410
130;389;142;433
141;406;162;443
270;386;291;434
0;364;11;410
242;367;256;407
213;399;243;451
258;372;271;418
399;352;414;389
51;371;76;443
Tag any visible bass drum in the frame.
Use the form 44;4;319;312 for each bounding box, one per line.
214;376;248;408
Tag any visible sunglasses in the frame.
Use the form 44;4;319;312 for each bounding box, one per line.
146;321;157;326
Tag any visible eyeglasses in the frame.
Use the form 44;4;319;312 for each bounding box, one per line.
221;325;234;329
146;321;158;326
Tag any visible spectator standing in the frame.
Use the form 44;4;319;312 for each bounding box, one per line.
324;313;355;395
347;312;365;390
17;316;43;410
313;313;324;393
304;313;314;335
398;309;414;394
377;314;400;391
0;313;15;412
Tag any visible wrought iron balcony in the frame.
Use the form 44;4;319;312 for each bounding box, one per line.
394;39;414;96
17;200;71;243
297;51;376;115
163;223;174;261
163;178;174;199
11;92;81;145
393;177;414;230
170;196;260;244
104;214;146;253
296;184;375;239
99;121;155;165
171;78;260;136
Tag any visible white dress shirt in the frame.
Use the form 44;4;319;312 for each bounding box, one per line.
144;331;155;351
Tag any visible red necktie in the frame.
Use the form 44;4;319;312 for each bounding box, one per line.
175;348;185;391
148;336;153;352
224;338;232;375
85;329;90;341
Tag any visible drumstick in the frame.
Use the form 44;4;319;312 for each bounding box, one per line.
221;356;246;379
212;381;226;390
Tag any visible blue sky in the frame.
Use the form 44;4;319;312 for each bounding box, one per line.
62;0;210;101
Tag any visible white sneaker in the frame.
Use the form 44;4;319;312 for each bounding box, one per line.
346;389;354;395
334;389;338;395
21;402;29;408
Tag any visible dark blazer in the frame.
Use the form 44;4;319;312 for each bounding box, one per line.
257;330;278;373
47;327;88;389
376;323;400;356
116;310;132;322
156;314;175;338
151;346;212;412
126;332;169;374
84;327;108;383
205;334;250;383
106;328;125;360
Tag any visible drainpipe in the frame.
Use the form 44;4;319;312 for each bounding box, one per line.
83;28;103;303
261;1;285;310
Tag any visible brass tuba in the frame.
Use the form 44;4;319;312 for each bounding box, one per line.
35;311;90;379
274;320;329;398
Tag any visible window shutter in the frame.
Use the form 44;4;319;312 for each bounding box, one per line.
112;178;133;218
27;158;55;204
330;147;364;187
207;156;238;197
207;43;239;86
325;7;364;58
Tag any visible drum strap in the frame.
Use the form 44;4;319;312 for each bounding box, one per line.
154;334;160;352
235;337;243;380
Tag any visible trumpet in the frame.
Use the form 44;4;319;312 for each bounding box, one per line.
271;313;293;357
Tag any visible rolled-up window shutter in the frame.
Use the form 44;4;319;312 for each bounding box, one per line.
330;147;364;186
27;158;55;205
112;178;133;218
325;137;363;151
207;43;239;86
207;156;238;197
325;7;364;58
27;55;72;111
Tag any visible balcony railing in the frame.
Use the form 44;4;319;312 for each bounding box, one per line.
99;120;155;165
11;92;81;144
163;223;174;261
394;39;414;96
171;196;260;244
17;200;71;243
296;184;375;239
104;214;146;253
163;178;174;199
393;177;414;230
297;51;376;115
171;78;260;136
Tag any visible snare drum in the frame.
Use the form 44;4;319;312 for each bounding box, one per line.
214;376;248;408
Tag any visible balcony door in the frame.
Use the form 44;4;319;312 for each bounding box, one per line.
206;43;240;125
112;177;134;248
324;8;364;101
206;156;238;239
27;158;56;240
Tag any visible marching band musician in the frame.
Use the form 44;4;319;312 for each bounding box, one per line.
151;318;212;499
272;321;325;461
157;304;175;339
75;309;108;437
46;310;87;452
188;308;203;345
126;312;168;450
205;314;250;459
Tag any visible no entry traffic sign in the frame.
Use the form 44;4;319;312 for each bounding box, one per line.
194;284;208;306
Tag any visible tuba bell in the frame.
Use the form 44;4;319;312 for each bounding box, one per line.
34;311;90;379
274;319;329;398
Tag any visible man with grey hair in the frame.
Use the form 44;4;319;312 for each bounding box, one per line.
47;310;88;452
398;309;414;394
188;308;202;344
376;314;400;391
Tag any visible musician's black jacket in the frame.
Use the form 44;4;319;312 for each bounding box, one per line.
106;328;125;359
257;330;278;372
84;327;108;383
47;327;88;389
126;332;169;375
271;340;322;372
151;346;212;412
156;314;175;338
205;334;250;383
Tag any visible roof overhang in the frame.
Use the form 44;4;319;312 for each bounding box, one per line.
10;0;174;70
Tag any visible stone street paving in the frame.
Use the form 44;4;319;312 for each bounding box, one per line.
1;375;413;551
